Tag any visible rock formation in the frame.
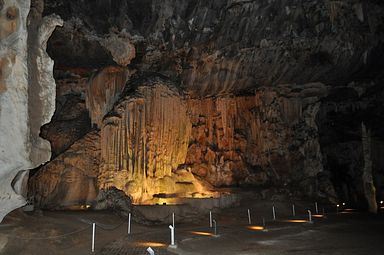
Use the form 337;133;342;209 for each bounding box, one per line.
0;0;62;222
30;131;100;209
26;0;384;211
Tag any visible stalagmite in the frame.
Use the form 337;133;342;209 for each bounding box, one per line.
361;122;377;213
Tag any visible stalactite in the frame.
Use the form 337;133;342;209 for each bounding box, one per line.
99;83;193;203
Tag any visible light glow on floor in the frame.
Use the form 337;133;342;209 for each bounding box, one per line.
312;214;324;218
190;231;214;236
283;219;308;223
136;242;166;248
247;226;265;231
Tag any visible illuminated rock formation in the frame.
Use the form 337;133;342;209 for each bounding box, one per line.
27;0;384;210
0;0;62;222
30;131;100;209
98;76;210;204
185;83;328;196
86;66;133;127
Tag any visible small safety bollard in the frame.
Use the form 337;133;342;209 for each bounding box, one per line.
128;212;131;235
168;225;177;248
307;210;313;223
315;202;319;214
247;209;252;225
212;219;219;237
322;208;327;219
147;247;155;255
91;223;96;253
292;204;296;217
262;217;268;232
209;211;213;228
272;205;276;221
336;204;340;214
172;212;175;229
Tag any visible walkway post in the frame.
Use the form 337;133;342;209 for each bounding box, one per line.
315;202;319;214
272;205;276;221
247;209;252;225
292;204;296;217
91;223;96;253
307;210;313;223
209;211;212;228
172;212;175;228
213;219;217;236
169;225;176;248
147;247;155;255
128;212;131;235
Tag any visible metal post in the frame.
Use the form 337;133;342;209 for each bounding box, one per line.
209;211;212;228
315;202;318;214
169;225;176;247
172;212;175;229
307;210;312;223
247;209;252;225
92;223;96;253
292;204;296;217
262;217;268;232
272;205;276;221
147;247;155;255
213;219;217;236
128;212;131;235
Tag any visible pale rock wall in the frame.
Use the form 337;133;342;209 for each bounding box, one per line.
0;0;61;222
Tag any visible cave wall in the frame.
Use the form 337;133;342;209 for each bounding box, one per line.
43;0;384;95
28;0;384;210
317;83;384;211
0;0;62;222
32;71;336;208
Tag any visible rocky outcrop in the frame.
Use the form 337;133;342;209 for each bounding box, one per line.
317;82;384;209
0;0;62;222
98;75;210;204
27;0;384;211
41;75;90;158
186;83;328;196
93;72;333;203
30;131;100;209
86;66;133;127
44;0;384;95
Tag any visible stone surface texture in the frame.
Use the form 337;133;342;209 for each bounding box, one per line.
30;131;100;209
26;0;384;211
0;0;62;222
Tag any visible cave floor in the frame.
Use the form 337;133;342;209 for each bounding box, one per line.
1;201;383;255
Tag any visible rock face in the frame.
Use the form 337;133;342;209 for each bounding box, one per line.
98;75;204;204
28;0;384;211
317;83;384;210
44;0;384;94
186;83;327;193
91;72;331;203
0;0;62;222
30;131;100;209
41;75;90;158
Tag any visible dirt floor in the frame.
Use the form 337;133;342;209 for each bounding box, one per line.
0;195;383;255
